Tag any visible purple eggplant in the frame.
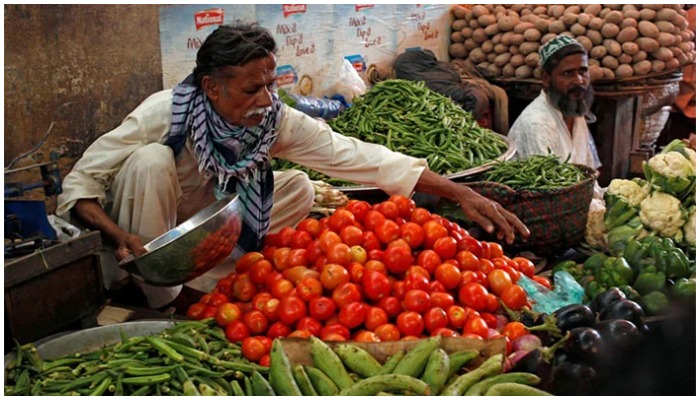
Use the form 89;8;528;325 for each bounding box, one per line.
551;360;599;395
563;327;605;367
589;287;627;313
599;299;648;332
553;304;596;331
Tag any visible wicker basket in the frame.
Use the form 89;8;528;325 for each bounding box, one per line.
466;164;597;256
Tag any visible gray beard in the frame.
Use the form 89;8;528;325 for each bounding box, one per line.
546;84;594;117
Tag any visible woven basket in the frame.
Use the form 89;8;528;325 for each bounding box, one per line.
466;164;597;256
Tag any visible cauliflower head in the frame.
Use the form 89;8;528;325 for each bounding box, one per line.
607;178;650;207
639;191;687;238
687;148;696;173
684;207;696;247
585;198;607;249
648;151;695;178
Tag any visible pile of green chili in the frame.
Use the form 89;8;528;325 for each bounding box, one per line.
273;79;509;187
480;154;587;190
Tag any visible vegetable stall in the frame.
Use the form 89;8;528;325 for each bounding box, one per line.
4;3;696;397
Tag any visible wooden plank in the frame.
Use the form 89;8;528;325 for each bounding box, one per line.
4;231;102;287
590;96;636;186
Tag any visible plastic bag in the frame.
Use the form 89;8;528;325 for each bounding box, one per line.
279;89;346;120
47;214;82;241
322;59;367;104
518;271;585;314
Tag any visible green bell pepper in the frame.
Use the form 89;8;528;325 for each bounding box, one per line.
632;271;666;295
641;291;670;316
670;278;696;298
595;257;635;287
551;260;583;281
584;252;608;272
622;240;648;272
585;280;606;300
665;249;690;280
618;285;643;303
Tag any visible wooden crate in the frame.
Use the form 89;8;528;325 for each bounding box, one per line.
4;231;105;345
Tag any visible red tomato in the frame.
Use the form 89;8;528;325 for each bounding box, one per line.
478;258;495;275
264;272;283;291
332;282;363;309
249;259;274;287
318;231;342;252
258;354;271;367
270;278;294;299
416;250;442;274
308;296;336;321
388;195;415;218
484;293;499;313
186;303;207;320
383;246;414;275
487;269;513;296
406;266;431;280
455;250;480;271
326;243;352;266
290;231;313;250
392;280;407;299
320;263;350;291
500;265;522;285
364;260;387;275
296;218;322;238
353;330;381;343
386;238;411;250
243;310;269;335
214;303;242;327
346;200;371;223
435;263;462;290
430;292;455;309
236;252;265;273
327;209;356;232
464;316;490;339
241;337;266;362
296;278;323;302
457;236;484;259
501;285;528;310
374;323;401;342
377;296;403;318
339;302;367;329
361;231;382;252
296;317;323;337
320;323;351;341
532;276;552;290
215;277;233;297
368;249;384;261
276;227;296;248
339;225;364;247
487;242;504;259
208;292;229;307
305;241;324;264
404;272;431;292
396;311;425;337
277;296;307;326
364;210;386;232
288;330;312;339
410;207;432;226
375;201;399;219
266;321;292;339
362;269;391;301
423;220;448;249
429;280;446;294
480;312;498;329
458;282;489;311
502;321;528;341
431;328;459;338
398;223;423;253
424;307;449;333
364;306;389;331
225;320;250;343
261;298;280;322
446;305;469;330
287;249;309;268
375;219;401;244
513;256;536;277
348;262;365;284
271;247;291;271
403;289;431;313
433;237;458;259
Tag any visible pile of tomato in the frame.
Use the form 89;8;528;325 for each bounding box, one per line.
186;195;550;365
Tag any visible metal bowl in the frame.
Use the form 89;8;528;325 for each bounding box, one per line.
118;194;242;286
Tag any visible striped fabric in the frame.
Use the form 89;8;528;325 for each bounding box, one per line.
164;74;282;255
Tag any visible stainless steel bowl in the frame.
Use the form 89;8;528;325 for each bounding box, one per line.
118;194;242;286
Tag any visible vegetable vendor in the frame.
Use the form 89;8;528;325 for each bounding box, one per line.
57;23;529;309
507;35;602;172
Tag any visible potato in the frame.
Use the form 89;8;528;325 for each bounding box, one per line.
524;28;542;42
510;45;520;55
452;5;469;19
655;21;675;34
520;14;539;24
618;53;632;64
487;52;498;62
591;45;608;59
601;67;615;80
586;30;604;45
451;31;465;43
469;48;487;63
633;60;652;75
541;32;557;44
514;22;535;34
615;64;635;78
656;8;678;22
485;23;500;36
534;18;550;33
494;52;511;67
533;67;543;79
548;5;565;18
604;10;624;25
525;52;540;67
515;65;533;79
621;18;638;29
461;27;474;39
449;43;469;58
589;64;604;81
491;32;502;45
665;58;680;70
645;4;664;11
571;23;587;36
452;19;469;31
502;63;516;77
494;5;506;15
469;19;481;29
484;4;494;11
679;41;694;54
622;4;637;12
533;6;548;16
623;9;640;20
604;39;623;56
478;14;497;27
588;17;605;31
669;46;683;58
498;16;520;32
478;62;492;74
632;50;648;63
679;30;691;42
584;4;602;16
639;8;656;21
561;31;575;39
657;32;675;47
577;36;593;52
562;12;578;26
510;4;526;13
464;38;479;51
652;47;674;61
673;34;682;46
482;40;495;53
473;28;488;43
510;33;525;46
549;20;566;34
589;59;600;67
494;43;509;54
522;8;533;16
602;55;620;69
510;54;525;67
606;4;624;11
674;14;689;30
622;41;640;55
520;41;540;55
472;5;489;18
636;37;660;53
651;59;666;72
638;21;659;38
617;27;639;43
599;8;612;19
578;13;592;27
602;24;621;39
677;52;689;65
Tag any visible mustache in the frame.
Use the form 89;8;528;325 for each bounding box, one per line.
568;86;587;94
244;106;272;118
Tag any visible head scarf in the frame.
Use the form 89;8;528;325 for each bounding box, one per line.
164;74;282;255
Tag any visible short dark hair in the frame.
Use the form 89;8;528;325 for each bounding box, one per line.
193;23;277;88
542;43;586;74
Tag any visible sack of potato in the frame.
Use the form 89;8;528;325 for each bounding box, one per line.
449;4;696;81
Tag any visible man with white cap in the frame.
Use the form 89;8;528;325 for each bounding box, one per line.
508;35;602;170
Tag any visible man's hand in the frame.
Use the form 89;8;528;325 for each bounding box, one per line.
115;233;148;261
458;189;530;244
